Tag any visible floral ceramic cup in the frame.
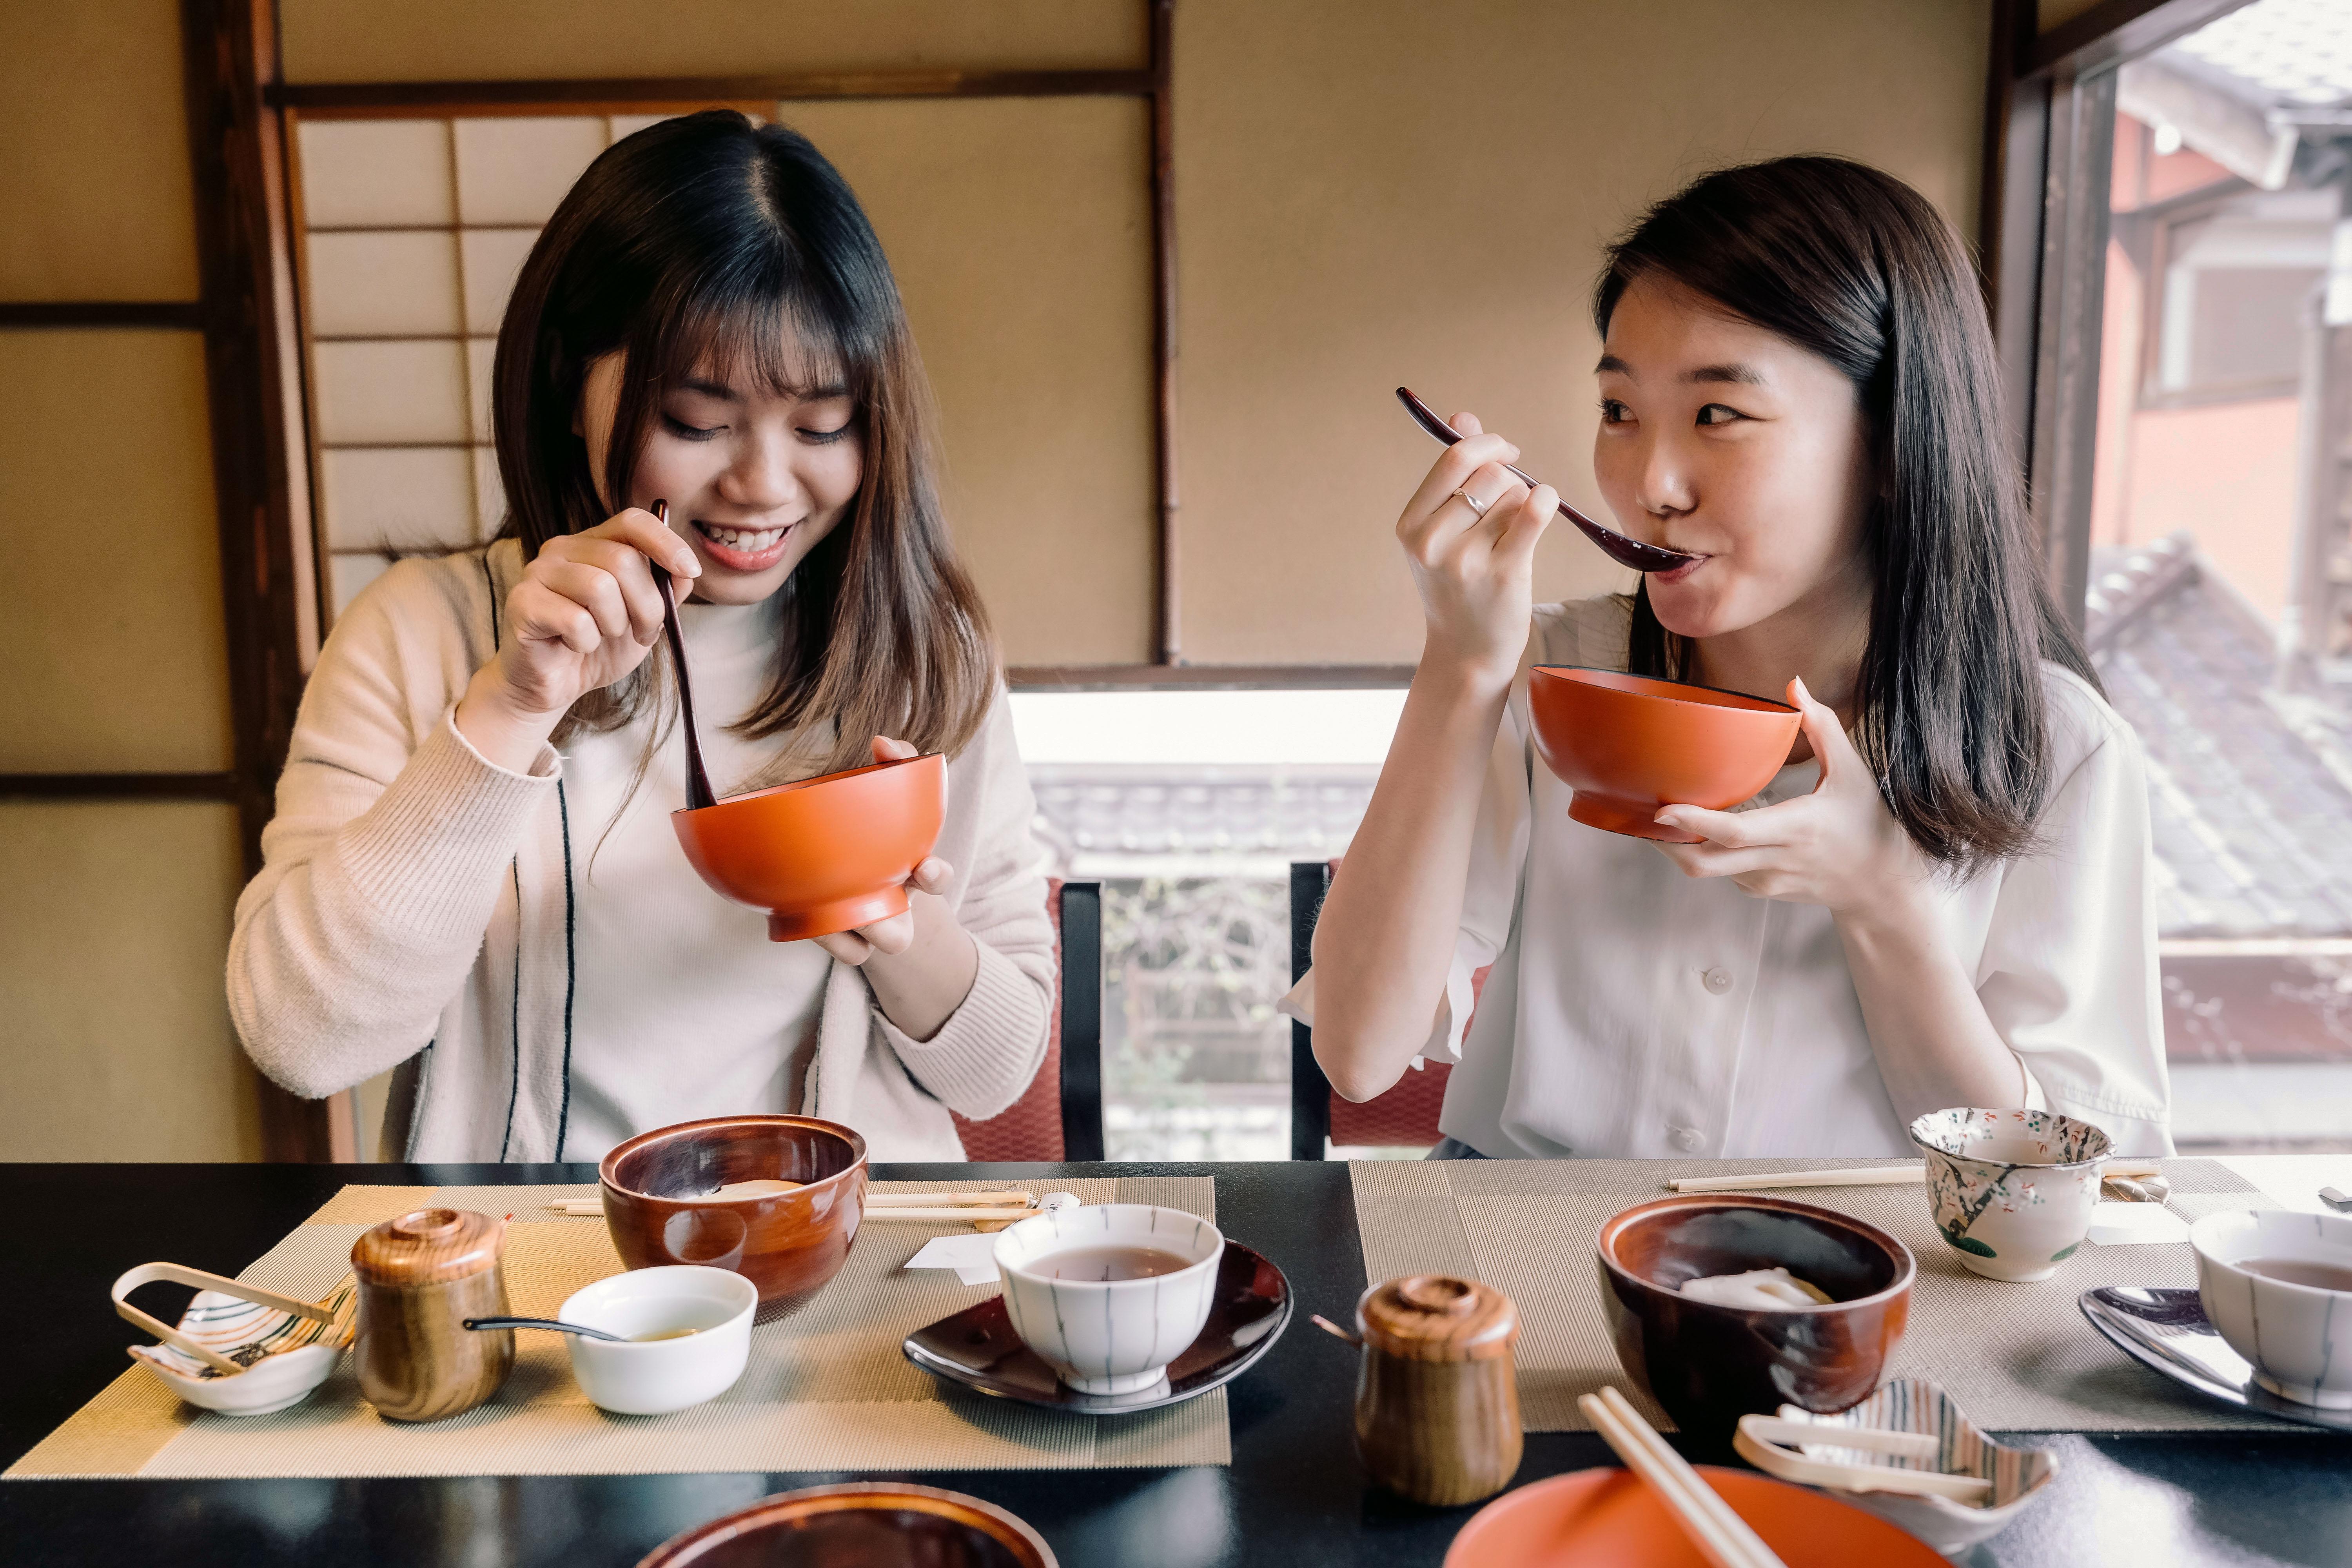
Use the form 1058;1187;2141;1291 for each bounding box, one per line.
1907;1109;2112;1283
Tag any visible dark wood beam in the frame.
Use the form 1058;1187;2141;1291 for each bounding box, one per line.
1009;664;1417;691
2022;0;2255;81
269;68;1152;115
1149;0;1181;667
184;0;339;1163
0;773;239;802
0;302;208;330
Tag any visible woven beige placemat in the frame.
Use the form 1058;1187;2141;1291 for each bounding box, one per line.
1351;1157;2284;1434
8;1177;1226;1479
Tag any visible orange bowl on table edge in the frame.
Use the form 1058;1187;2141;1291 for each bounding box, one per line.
1443;1465;1943;1566
1526;666;1801;842
600;1115;867;1315
1597;1194;1914;1440
635;1482;1056;1568
672;751;944;941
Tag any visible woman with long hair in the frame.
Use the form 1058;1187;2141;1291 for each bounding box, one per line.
229;111;1050;1162
1295;156;2169;1158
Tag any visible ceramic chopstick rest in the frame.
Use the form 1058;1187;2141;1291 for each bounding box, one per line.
350;1207;515;1422
113;1261;357;1416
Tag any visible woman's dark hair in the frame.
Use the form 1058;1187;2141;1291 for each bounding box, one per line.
493;109;994;779
1593;155;2099;872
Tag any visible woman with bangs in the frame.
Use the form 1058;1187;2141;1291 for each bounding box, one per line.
228;111;1052;1163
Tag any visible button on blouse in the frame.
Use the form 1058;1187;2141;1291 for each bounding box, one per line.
1284;596;2173;1160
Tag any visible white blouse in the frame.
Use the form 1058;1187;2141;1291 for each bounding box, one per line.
1288;596;2173;1160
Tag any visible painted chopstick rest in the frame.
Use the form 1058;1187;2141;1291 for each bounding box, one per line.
1733;1377;2059;1555
113;1261;356;1416
1908;1107;2112;1282
350;1207;515;1422
1348;1274;1523;1507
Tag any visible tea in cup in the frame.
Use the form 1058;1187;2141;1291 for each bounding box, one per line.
1907;1108;2112;1282
993;1204;1224;1394
2190;1208;2352;1409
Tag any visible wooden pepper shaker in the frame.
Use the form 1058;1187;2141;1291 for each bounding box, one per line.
351;1208;514;1422
1352;1274;1523;1506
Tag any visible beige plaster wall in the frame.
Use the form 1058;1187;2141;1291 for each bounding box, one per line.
0;804;261;1161
0;331;234;772
1173;0;1992;663
0;6;261;1161
0;0;201;301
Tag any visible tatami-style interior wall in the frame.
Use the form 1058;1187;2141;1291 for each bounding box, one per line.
0;0;264;1160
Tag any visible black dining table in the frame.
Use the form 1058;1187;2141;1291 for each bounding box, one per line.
6;1159;2350;1566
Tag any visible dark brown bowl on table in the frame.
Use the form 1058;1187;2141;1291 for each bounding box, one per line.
601;1115;868;1316
1596;1194;1914;1439
636;1483;1056;1568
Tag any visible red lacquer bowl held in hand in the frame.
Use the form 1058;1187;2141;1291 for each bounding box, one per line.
601;1116;868;1316
1526;666;1802;843
1597;1195;1914;1441
1443;1465;1943;1566
672;753;945;942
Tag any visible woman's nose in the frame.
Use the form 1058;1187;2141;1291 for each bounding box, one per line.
1633;436;1695;518
718;431;804;512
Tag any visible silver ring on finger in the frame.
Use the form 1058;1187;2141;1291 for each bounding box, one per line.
1450;486;1490;518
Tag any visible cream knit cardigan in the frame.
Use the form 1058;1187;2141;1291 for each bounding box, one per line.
227;542;1054;1163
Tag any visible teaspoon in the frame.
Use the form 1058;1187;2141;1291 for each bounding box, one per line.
465;1316;628;1342
1396;387;1702;573
651;499;718;811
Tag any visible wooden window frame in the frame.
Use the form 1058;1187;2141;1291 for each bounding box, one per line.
1981;0;2259;626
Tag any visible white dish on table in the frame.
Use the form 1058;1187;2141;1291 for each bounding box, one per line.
558;1265;756;1416
2190;1207;2352;1410
993;1204;1225;1395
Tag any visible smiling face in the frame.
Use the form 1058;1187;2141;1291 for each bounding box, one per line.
578;345;866;606
1592;274;1877;648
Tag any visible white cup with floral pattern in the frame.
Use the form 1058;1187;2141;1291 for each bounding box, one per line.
1907;1108;2112;1283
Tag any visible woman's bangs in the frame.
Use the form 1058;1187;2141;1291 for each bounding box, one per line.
657;270;873;407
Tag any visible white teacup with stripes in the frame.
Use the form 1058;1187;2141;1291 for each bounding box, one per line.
993;1204;1226;1395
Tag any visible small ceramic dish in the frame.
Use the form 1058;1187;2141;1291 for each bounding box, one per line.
1596;1194;1914;1439
672;751;944;940
1526;666;1802;842
903;1239;1290;1415
1908;1107;2111;1282
559;1265;758;1416
114;1262;357;1417
601;1114;868;1313
636;1482;1057;1568
1735;1377;2059;1555
1441;1465;1945;1566
2081;1285;2352;1432
2190;1207;2352;1408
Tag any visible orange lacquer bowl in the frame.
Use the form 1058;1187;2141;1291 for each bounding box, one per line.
1527;666;1802;843
672;752;944;941
1444;1466;1942;1566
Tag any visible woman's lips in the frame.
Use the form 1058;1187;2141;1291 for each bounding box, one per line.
1649;553;1708;585
693;518;794;572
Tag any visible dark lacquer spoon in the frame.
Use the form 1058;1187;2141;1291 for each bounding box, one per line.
1395;387;1701;573
651;499;717;811
464;1315;627;1342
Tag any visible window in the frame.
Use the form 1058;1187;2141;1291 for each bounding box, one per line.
294;114;684;615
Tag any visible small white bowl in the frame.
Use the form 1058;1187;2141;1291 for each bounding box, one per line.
2190;1208;2352;1410
559;1265;757;1416
123;1275;357;1417
993;1204;1224;1395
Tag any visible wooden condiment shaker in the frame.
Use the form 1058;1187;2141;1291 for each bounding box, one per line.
350;1207;515;1422
1352;1274;1523;1506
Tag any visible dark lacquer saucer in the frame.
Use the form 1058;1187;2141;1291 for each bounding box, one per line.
2079;1285;2352;1433
902;1239;1290;1415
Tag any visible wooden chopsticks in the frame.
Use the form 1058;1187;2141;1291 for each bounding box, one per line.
1578;1386;1789;1568
1667;1159;2161;1194
543;1186;1043;1229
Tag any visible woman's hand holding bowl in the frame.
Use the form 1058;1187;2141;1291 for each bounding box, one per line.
456;508;703;772
1396;413;1557;695
812;735;958;967
1650;677;1934;926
